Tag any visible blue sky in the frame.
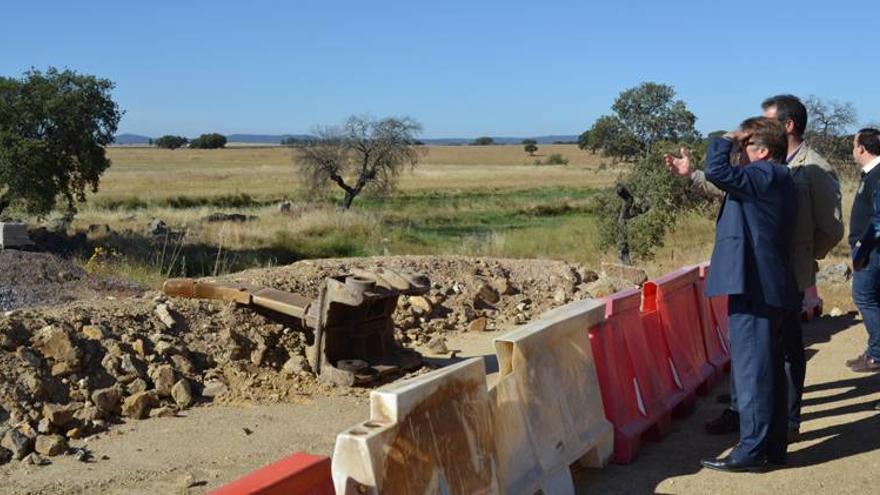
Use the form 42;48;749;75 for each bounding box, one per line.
1;0;875;138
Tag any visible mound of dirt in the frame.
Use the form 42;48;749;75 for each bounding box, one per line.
0;255;636;464
0;250;142;312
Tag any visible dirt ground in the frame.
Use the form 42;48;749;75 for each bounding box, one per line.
2;252;877;494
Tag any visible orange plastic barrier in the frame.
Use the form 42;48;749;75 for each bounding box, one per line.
589;289;673;464
643;267;718;399
802;285;823;321
209;453;334;495
696;264;731;372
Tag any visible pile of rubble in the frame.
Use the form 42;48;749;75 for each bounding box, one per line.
0;255;638;465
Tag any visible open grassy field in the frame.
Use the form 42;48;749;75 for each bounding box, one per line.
99;144;613;204
58;145;622;286
62;143;859;309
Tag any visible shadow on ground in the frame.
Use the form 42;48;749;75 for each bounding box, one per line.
572;313;876;494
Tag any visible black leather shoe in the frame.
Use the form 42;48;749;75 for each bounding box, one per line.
705;409;740;434
787;426;800;443
701;456;767;473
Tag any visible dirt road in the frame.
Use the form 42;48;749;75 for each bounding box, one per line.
575;312;880;494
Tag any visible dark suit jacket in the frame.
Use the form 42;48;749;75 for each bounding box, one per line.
704;137;799;310
852;186;880;270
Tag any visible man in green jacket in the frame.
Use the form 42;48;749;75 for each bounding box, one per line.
666;94;844;439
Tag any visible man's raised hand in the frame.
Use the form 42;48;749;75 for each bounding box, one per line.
664;146;694;177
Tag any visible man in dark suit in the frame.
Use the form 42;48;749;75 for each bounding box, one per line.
848;128;880;373
672;117;798;471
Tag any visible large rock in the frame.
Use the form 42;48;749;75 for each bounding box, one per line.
409;296;433;315
473;281;500;307
600;262;648;286
31;325;80;369
171;379;194;409
148;364;176;397
34;435;67;457
1;429;33;460
155;303;176;329
121;391;157;419
42;403;76;427
91;387;122;415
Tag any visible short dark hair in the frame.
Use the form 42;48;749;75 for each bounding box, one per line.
761;94;808;138
740;116;788;163
857;128;880;156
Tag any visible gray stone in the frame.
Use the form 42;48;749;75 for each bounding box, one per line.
426;335;449;354
120;354;146;378
473;282;500;306
149;406;176;418
171;379;194;409
34;434;67;456
201;381;227;398
148;364;176;397
91;387;122;415
1;429;34;460
155;303;176;329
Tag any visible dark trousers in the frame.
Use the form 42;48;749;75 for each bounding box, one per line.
727;294;788;462
728;294;805;429
852;250;880;360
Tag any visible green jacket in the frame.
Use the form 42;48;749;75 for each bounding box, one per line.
690;144;843;291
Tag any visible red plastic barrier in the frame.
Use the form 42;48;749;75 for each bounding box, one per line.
802;285;823;321
209;453;334;495
589;289;675;464
696;264;731;372
643;267;718;398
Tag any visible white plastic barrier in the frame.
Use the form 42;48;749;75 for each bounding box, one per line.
332;357;499;494
491;298;613;494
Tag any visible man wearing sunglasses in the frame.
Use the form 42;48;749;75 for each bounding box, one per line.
680;117;798;471
667;95;843;442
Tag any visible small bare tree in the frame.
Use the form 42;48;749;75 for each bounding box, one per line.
805;95;858;173
295;115;424;209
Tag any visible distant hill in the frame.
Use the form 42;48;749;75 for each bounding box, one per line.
226;134;313;144
421;135;579;145
112;133;580;146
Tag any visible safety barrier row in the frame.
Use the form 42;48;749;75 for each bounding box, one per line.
212;263;824;491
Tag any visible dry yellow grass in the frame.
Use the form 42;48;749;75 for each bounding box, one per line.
100;145;617;202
